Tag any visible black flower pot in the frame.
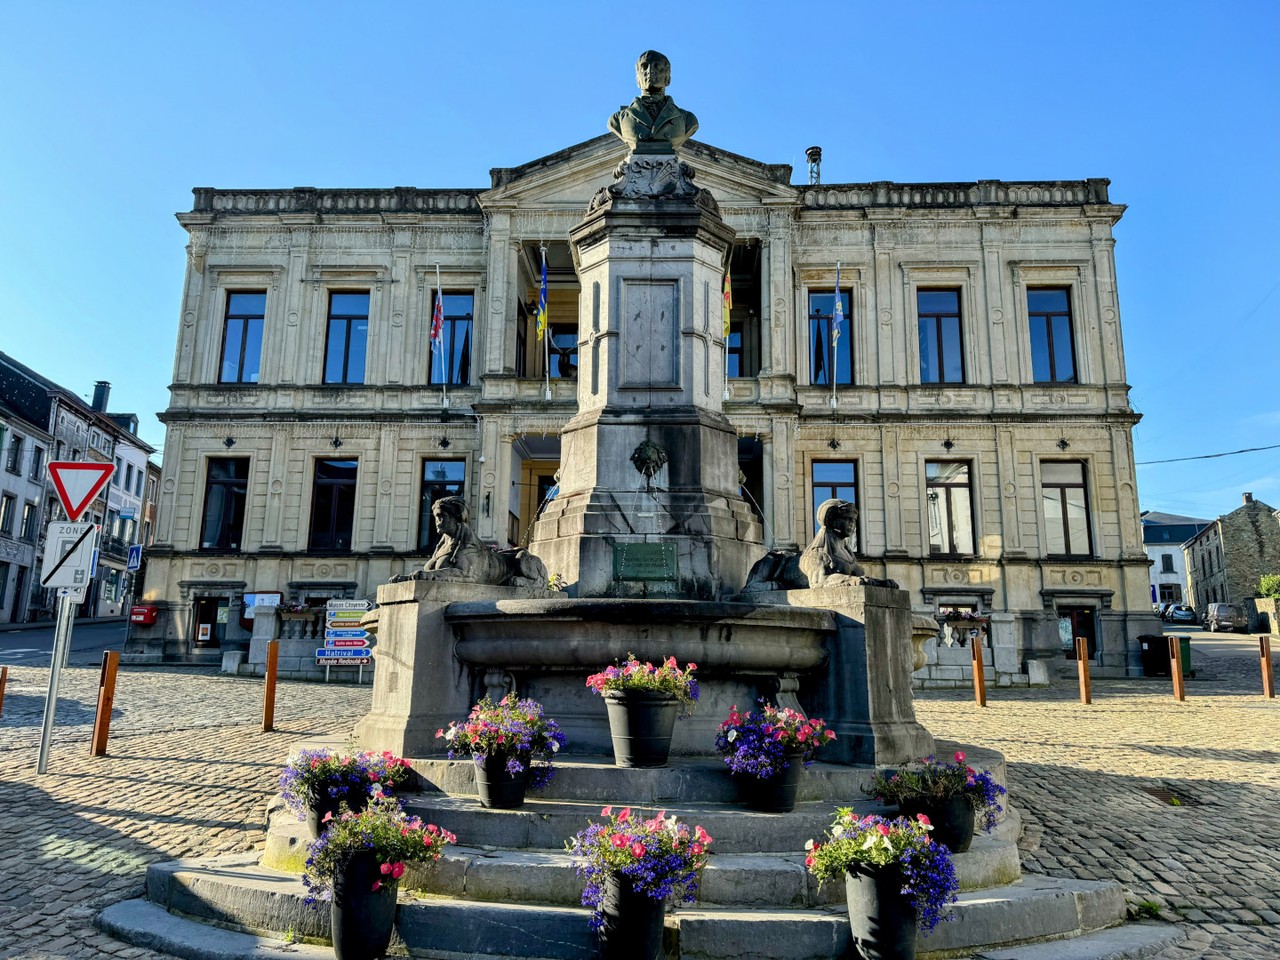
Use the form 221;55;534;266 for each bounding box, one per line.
603;690;679;768
599;871;666;960
306;785;370;839
734;748;805;813
473;751;533;809
844;863;918;960
331;850;398;960
896;794;974;853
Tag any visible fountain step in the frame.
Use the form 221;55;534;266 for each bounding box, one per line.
138;854;1128;959
402;746;1008;805
265;792;1018;862
99;897;1191;960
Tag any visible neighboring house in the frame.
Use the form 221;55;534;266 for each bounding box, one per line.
0;353;160;619
1141;511;1211;608
134;132;1152;679
1184;493;1280;624
0;398;52;622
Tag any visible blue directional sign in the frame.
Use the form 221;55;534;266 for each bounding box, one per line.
127;544;143;571
324;628;368;640
315;647;373;659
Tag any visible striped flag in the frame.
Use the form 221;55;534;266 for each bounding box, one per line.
832;263;843;343
722;270;732;338
536;254;548;341
430;288;444;352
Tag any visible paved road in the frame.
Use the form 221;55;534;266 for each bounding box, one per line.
0;621;128;667
0;650;1276;959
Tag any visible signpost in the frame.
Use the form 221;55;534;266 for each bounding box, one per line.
319;600;373;681
38;461;114;774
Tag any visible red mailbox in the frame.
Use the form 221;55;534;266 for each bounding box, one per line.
130;605;159;625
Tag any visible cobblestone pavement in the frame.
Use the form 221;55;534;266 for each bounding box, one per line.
0;652;1276;959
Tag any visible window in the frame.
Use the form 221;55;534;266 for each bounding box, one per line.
0;495;14;534
1158;583;1181;603
1028;288;1077;383
726;324;744;378
808;291;853;386
1161;553;1175;574
547;323;578;379
811;460;858;548
125;463;134;491
16;501;41;542
199;458;249;550
324;292;370;384
1041;461;1092;556
29;445;44;481
418;460;466;551
114;457;123;485
428;292;473;387
309;458;358;551
219;291;266;383
917;289;964;383
926;461;975;556
5;435;21;474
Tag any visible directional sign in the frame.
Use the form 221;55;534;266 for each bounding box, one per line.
326;600;372;611
127;544;143;572
317;657;371;666
47;462;115;522
316;647;373;659
40;522;97;589
326;610;366;622
325;638;369;648
324;628;368;640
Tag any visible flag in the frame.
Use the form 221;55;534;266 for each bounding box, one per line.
722;270;732;338
430;289;444;352
832;264;843;343
536;254;548;341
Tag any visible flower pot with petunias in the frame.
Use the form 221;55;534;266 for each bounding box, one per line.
715;701;835;813
587;655;698;768
437;693;566;809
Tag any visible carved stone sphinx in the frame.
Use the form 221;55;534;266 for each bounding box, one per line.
391;496;548;589
742;499;898;592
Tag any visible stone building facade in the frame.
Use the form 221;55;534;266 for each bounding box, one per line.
1141;510;1210;607
1183;493;1280;619
133;134;1157;679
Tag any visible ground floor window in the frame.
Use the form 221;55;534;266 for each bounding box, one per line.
1058;605;1097;660
418;460;466;552
1158;583;1182;603
309;459;358;552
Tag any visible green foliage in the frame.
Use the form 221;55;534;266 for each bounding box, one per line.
1258;574;1280;599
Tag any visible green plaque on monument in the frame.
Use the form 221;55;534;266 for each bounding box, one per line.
613;542;678;581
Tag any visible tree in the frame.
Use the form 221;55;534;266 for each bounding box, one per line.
1260;575;1280;599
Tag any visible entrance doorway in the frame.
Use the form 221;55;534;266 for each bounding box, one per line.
1058;605;1097;660
193;596;228;647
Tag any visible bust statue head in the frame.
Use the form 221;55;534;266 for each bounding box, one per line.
432;496;469;540
815;498;858;541
635;50;671;97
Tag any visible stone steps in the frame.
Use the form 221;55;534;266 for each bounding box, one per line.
139;854;1129;959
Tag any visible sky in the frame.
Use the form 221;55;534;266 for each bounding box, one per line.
1;0;1276;521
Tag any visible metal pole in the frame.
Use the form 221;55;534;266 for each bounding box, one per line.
37;592;76;774
541;243;551;402
435;262;448;409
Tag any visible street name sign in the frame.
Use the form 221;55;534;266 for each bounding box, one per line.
40;522;97;589
47;462;115;521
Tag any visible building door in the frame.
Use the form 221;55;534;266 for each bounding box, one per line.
11;566;27;623
193;597;227;647
1058;605;1097;660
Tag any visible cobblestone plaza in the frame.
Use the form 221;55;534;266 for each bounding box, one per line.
0;649;1275;959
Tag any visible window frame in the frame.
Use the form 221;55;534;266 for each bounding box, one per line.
5;434;22;474
925;460;976;557
916;288;965;384
1027;286;1078;384
1040;459;1094;558
809;458;860;552
427;290;475;387
806;290;854;387
218;289;267;384
323;290;371;385
0;494;15;535
308;457;359;553
199;457;251;552
417;459;467;552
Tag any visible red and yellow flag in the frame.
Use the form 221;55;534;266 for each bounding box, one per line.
722;271;732;338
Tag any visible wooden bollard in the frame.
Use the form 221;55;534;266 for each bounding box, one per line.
262;639;280;733
0;665;7;718
90;651;120;756
1075;637;1092;704
1169;636;1186;701
971;629;987;707
1261;636;1275;699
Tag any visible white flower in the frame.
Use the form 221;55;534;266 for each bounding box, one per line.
444;727;457;741
727;730;737;742
550;741;559;752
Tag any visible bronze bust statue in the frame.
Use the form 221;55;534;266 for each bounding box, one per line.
608;50;699;154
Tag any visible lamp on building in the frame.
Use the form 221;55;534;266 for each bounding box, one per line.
223;437;236;448
330;435;343;449
941;438;955;451
1057;438;1070;451
828;438;841;451
438;437;451;449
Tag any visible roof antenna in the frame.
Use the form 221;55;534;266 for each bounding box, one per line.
806;146;822;185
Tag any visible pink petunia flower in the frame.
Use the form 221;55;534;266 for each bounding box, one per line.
391;862;405;879
690;842;704;855
954;750;966;763
916;813;931;825
321;811;334;823
381;863;392;875
631;842;646;858
876;824;891;836
371;880;382;891
618;807;631;823
601;805;613;816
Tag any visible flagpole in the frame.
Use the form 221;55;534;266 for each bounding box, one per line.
722;267;732;402
541;243;551;401
830;260;840;411
435;262;448;409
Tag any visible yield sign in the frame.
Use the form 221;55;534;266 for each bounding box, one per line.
47;461;115;521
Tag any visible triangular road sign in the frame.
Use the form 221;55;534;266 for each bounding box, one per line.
48;461;115;521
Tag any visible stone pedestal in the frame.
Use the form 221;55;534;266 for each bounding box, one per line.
529;155;761;598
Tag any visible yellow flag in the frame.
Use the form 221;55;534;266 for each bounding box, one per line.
722;271;732;338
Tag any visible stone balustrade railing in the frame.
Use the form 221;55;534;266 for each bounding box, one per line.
800;178;1111;209
191;187;483;216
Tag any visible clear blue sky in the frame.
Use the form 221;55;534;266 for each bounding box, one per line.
1;0;1276;520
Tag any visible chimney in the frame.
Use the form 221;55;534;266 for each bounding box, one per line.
92;381;110;411
806;146;822;186
1243;492;1254;505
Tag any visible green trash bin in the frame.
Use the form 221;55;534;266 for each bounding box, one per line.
1175;635;1194;679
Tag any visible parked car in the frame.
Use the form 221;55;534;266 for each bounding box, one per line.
1165;604;1198;625
1204;602;1248;633
1154;601;1173;620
